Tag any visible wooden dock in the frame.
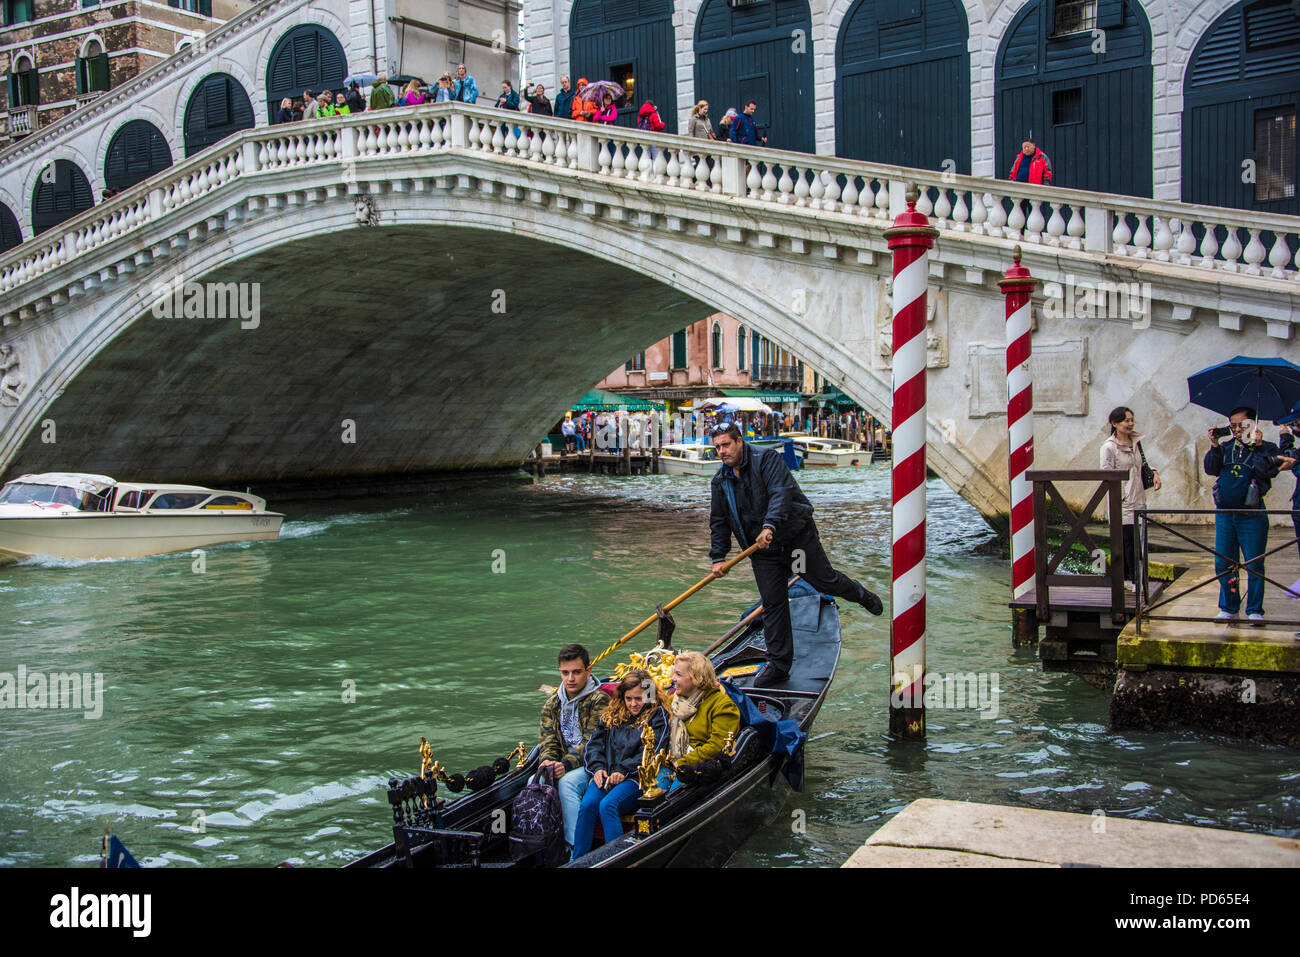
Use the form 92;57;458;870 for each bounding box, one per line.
524;448;659;476
842;799;1300;868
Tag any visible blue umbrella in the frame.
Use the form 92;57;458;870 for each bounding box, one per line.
1187;356;1300;421
344;73;379;88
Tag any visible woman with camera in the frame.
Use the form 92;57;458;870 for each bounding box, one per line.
1100;406;1161;587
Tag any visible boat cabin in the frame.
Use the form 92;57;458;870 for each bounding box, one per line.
0;473;268;513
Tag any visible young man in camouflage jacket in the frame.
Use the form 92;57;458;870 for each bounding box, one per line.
539;643;608;848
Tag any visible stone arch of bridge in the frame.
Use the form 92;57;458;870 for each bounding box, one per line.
0;186;1004;524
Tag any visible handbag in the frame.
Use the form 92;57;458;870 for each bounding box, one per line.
1137;441;1155;491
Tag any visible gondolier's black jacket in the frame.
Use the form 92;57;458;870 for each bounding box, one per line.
709;442;813;562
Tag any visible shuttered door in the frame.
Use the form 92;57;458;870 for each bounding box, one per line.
32;160;94;235
694;0;815;153
183;73;255;157
836;0;970;170
0;203;21;253
266;25;348;123
1182;0;1300;215
104;119;173;191
570;0;677;132
994;0;1153;197
672;329;687;369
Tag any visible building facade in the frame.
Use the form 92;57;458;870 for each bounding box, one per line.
0;0;521;251
523;0;1300;211
1;1;244;146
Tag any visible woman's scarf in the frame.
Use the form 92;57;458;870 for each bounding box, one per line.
669;689;704;758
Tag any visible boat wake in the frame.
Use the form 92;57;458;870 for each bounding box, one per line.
277;508;416;541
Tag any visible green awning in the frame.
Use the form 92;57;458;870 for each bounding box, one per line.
809;388;859;407
720;389;804;402
569;388;665;412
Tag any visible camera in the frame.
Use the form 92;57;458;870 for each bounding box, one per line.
1211;426;1232;438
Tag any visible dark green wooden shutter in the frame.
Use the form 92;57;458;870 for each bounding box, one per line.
32;160;94;235
0;203;22;253
1097;0;1126;28
672;330;687;369
105;119;173;191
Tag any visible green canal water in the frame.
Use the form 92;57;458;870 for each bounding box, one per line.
1;466;1296;867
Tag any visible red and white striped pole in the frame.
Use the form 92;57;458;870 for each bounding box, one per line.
884;185;937;740
1000;246;1040;646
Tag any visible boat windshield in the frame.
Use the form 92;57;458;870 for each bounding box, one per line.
0;482;84;508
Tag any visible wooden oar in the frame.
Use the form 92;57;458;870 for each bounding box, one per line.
537;543;761;693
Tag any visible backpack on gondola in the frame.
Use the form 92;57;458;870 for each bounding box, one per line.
508;766;565;864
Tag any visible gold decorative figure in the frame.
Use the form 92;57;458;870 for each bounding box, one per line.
722;731;737;759
419;737;434;777
508;741;529;769
636;718;669;799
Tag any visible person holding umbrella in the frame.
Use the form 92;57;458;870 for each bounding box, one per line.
1204;408;1294;623
1190;356;1300;623
1278;402;1300;562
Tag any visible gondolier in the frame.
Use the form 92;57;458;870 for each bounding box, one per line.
707;422;883;686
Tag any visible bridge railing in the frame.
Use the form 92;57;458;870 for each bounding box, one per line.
4;102;1300;305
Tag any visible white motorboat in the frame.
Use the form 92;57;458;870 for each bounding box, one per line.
778;432;864;466
0;472;284;563
656;442;721;476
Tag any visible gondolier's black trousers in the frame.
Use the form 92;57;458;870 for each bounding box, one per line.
751;520;867;673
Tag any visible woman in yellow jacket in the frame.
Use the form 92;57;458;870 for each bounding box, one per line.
667;652;740;779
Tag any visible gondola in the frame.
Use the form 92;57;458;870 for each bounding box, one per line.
345;579;841;869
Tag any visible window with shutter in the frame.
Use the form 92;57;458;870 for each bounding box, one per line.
0;203;21;253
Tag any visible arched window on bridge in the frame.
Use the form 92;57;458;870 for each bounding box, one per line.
711;321;724;370
183;73;255;157
995;0;1152;196
31;159;94;236
695;0;814;153
836;0;970;171
8;52;38;108
0;203;22;253
671;329;687;370
266;24;348;126
104;119;173;193
76;37;110;96
737;326;747;371
570;0;677;132
1182;0;1299;216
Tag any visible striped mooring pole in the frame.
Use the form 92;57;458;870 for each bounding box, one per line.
1000;246;1040;646
884;185;938;740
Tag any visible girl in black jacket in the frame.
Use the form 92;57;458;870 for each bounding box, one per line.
571;669;668;859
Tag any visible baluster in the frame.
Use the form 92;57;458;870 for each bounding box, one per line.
1130;216;1153;258
567;135;579;169
986;193;1006;235
873;180;889;218
1242;229;1267;275
1267;232;1292;279
970;192;987;232
915;186;933;217
1065;205;1084;249
710;157;723;192
807;169;824;209
841;175;859;213
635;145;650;181
761;164;777;202
665;149;681;187
652;148;667;184
491;123;505;153
934;188;952;225
694;154;710;191
951;191;969;230
1112;213;1132;254
777;165;795;204
529;129;545;164
504;124;518;155
599;140;613;176
610;142;625;177
258;142;271;167
1198;223;1220;268
477;121;492;151
1046;204;1066;245
823;171;841;213
541;129;555;164
1007;198;1026;237
295;136;308;165
1174;219;1197;265
1152;216;1174;261
1025;200;1045;240
1220;226;1244;270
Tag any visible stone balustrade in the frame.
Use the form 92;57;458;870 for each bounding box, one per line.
3;102;1299;314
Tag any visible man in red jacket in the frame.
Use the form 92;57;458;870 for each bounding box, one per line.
1008;139;1053;184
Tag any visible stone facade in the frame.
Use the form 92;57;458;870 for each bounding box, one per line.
522;0;1262;201
0;0;231;145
